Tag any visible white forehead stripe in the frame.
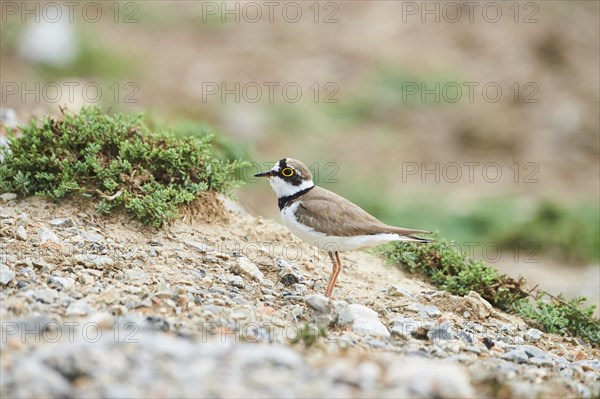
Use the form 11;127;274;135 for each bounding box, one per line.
272;161;280;172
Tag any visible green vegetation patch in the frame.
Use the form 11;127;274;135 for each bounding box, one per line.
0;107;248;227
387;240;529;308
514;294;599;345
291;323;328;347
383;240;600;346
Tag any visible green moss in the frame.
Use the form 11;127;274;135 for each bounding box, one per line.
291;323;327;347
0;107;248;227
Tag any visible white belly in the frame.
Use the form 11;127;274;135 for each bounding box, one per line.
281;202;403;252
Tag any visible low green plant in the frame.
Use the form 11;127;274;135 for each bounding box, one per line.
513;294;599;345
0;107;248;227
291;323;327;347
385;239;529;309
383;240;599;346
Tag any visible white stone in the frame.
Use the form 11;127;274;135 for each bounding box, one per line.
38;227;60;244
346;304;390;337
0;263;15;285
408;303;441;318
387;285;414;298
391;317;419;339
233;257;264;282
467;291;494;318
305;294;329;311
126;267;150;284
49;217;74;228
79;230;105;243
0;193;17;201
31;289;57;304
74;254;113;269
15;225;28;240
66;299;94;316
387;358;475;398
525;328;543;342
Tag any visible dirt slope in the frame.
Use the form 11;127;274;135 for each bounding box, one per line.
0;195;598;398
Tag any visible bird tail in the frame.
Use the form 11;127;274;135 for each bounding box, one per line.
396;235;435;244
385;227;435;243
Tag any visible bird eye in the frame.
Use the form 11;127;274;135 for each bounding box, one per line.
281;167;294;177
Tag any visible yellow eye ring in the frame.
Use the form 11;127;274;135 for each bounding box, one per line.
281;167;294;177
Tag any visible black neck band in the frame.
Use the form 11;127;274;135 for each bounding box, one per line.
278;185;314;210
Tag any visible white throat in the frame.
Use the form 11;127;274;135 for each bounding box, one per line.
269;177;314;198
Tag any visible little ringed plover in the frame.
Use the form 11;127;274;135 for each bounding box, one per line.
255;158;433;298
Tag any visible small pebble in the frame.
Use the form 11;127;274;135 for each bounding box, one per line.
482;337;495;350
0;193;17;202
15;226;28;240
37;227;60;244
48;217;75;228
0;263;16;285
525;328;543;342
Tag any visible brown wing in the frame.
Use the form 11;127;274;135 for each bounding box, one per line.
293;186;431;237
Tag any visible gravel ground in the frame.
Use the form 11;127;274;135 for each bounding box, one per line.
1;194;598;398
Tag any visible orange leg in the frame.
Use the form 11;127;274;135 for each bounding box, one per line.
325;251;343;297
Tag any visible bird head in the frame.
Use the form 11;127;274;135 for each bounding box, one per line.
255;158;314;198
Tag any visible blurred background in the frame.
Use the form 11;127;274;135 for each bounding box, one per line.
1;1;598;309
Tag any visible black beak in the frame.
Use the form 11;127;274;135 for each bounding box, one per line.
254;170;275;178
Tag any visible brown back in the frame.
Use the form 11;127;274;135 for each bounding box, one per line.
292;186;430;237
